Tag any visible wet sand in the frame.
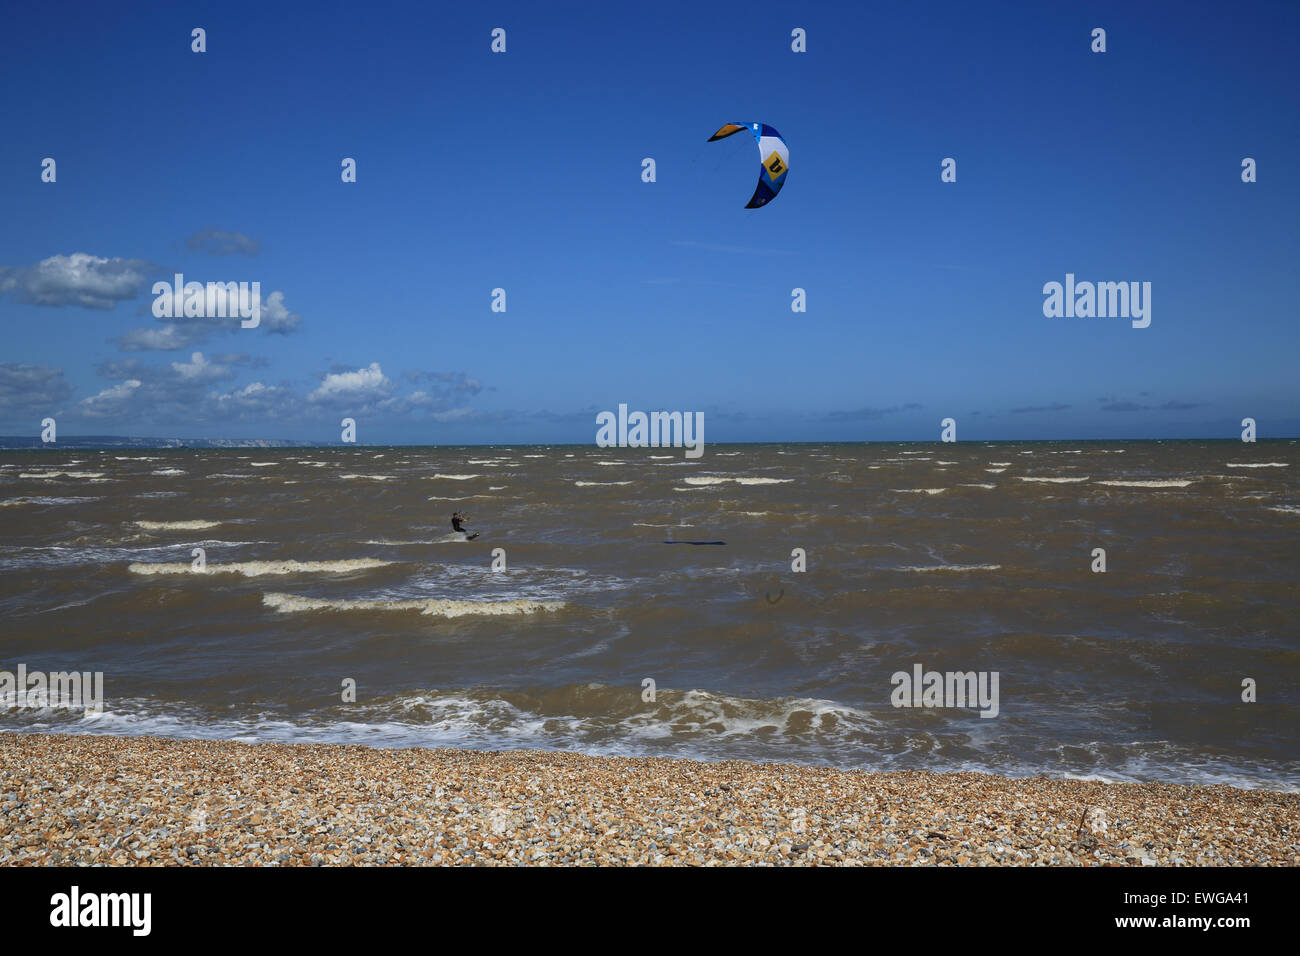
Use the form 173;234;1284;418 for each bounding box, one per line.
1;733;1295;866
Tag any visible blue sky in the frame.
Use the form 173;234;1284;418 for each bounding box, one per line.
1;0;1297;443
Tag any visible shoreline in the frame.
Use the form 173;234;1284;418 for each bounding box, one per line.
2;732;1296;866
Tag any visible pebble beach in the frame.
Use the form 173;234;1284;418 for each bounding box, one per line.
1;733;1295;866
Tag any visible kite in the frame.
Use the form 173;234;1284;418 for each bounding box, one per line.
707;123;789;208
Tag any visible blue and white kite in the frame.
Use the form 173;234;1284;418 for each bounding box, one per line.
707;122;789;209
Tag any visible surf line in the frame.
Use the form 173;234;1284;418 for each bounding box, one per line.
596;404;704;459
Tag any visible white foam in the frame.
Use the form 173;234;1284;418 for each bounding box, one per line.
340;474;395;480
574;480;633;487
151;469;185;476
895;564;1002;573
1016;476;1089;483
261;592;564;618
19;692;1286;789
1096;479;1193;488
682;476;793;486
431;532;477;543
428;474;481;480
893;487;946;495
0;495;100;507
133;520;221;530
129;558;392;576
1226;462;1288;468
959;483;996;489
19;471;105;479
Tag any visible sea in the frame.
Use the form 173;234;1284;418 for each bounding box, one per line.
1;440;1297;791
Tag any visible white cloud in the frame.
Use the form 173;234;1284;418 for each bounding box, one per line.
0;253;154;309
209;381;297;418
78;379;142;418
309;362;391;403
257;290;302;334
115;323;211;351
171;352;228;382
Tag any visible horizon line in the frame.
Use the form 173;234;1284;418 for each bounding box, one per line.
2;435;1296;449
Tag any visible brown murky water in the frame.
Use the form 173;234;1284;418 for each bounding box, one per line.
1;439;1297;789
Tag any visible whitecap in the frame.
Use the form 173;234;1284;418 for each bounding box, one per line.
133;520;221;530
129;558;392;576
261;592;564;618
1096;479;1193;488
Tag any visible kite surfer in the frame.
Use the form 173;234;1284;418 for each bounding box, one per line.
451;511;479;540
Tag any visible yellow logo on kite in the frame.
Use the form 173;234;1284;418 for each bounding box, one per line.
763;151;787;180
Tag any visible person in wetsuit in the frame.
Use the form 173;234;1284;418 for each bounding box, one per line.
451;511;469;534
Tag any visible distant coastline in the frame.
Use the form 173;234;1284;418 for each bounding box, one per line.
0;436;323;449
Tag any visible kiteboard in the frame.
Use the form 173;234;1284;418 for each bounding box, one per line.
434;531;480;543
